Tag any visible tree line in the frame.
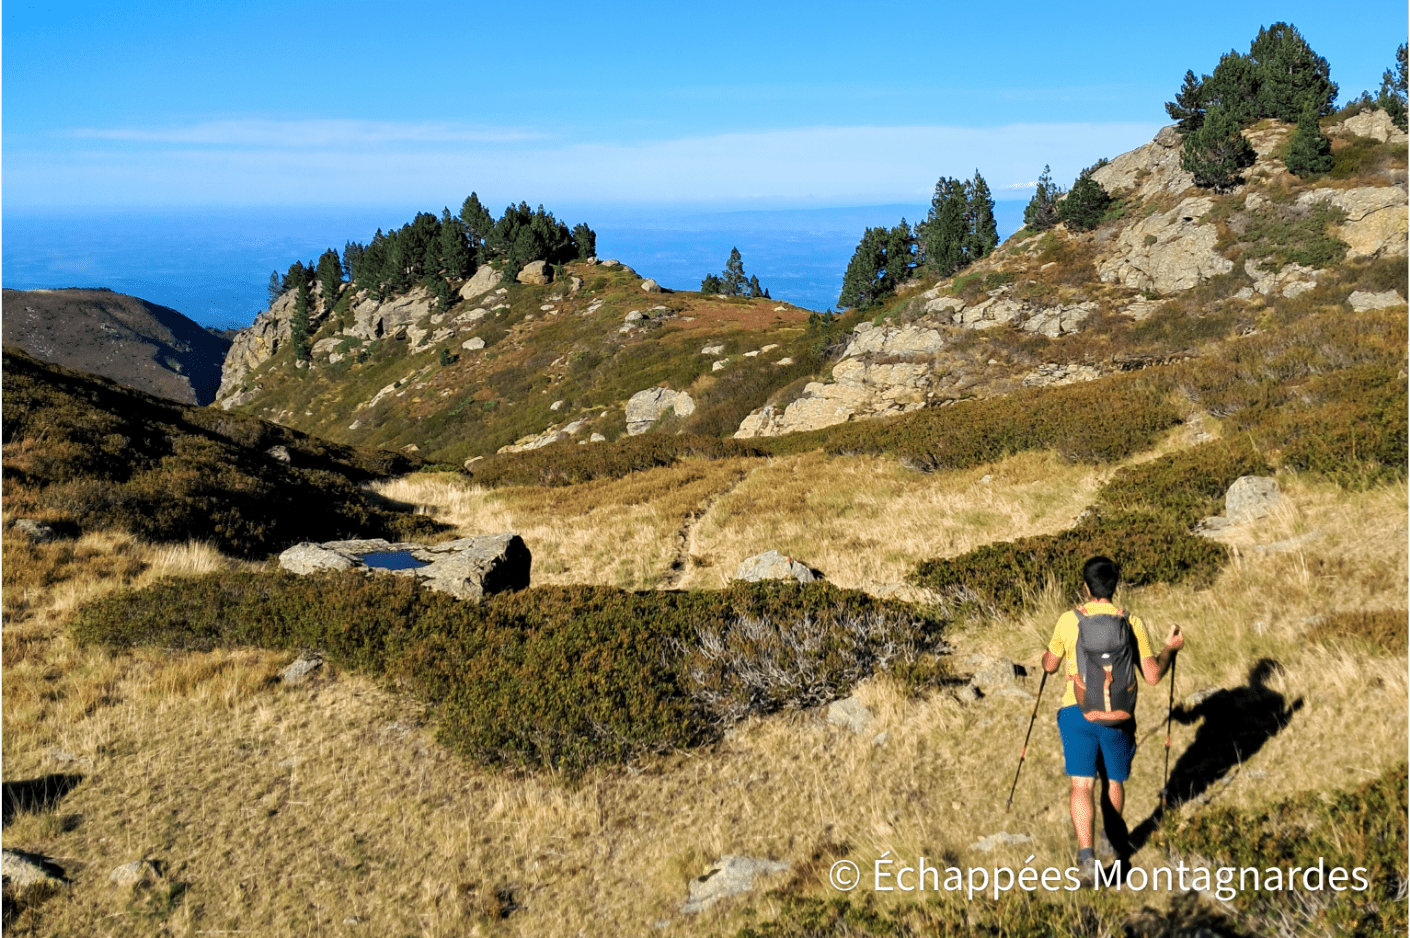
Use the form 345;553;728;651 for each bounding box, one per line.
267;195;599;350
700;247;770;299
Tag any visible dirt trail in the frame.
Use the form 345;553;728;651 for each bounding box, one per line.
658;466;752;590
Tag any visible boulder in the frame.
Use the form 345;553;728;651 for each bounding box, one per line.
1348;290;1406;311
516;260;552;285
280;652;323;685
641;278;661;293
462;336;486;351
1098;197;1234;293
625;387;695;435
12;519;58;543
109;860;159;889
277;534;531;601
1089;124;1193;196
733;549;818;584
266;444;291;463
1297;186;1408;259
826;697;874;734
2;849;67;891
459;265;503;300
1225;476;1282;523
681;856;791;914
1335;108;1400;142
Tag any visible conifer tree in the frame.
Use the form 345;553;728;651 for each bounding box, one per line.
838;227;886;310
1058;165;1112;231
924;177;968;276
1284;100;1334;176
747;275;765;299
438;208;473;279
1181;104;1257;191
267;270;282;306
1378;43;1408;130
316;249;343;314
1023;166;1065;231
963;172;999;261
572;223;597;259
700;273;724;294
1249;22;1337;123
342;241;364;284
723;247;747;296
1165;70;1206;131
459;192;496;264
291;280;312;361
883;219;916;291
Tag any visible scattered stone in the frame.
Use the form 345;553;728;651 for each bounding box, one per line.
826;697;874;734
344;916;365;925
641;278;661;293
1295;186;1407;260
744;350;760;357
600;259;620;268
625;387;695;435
625;310;644;322
969;832;1034;852
966;654;1024;696
1349;290;1405;311
872;731;889;746
458;265;503;300
701;344;725;355
775;357;794;366
108;860;158;889
3;849;67;891
761;344;779;353
462;337;486;351
589;432;606;442
680;855;791;914
280;652;323;685
549;400;564;411
1185;687;1222;708
12;519;58;543
712;360;727;371
1225;476;1282;523
733;549;819;584
569;276;582;293
516;260;552;285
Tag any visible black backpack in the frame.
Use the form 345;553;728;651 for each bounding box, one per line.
1072;605;1139;726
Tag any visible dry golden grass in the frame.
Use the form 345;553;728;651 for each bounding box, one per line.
3;471;1404;936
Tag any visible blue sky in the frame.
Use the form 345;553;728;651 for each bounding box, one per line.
6;0;1406;213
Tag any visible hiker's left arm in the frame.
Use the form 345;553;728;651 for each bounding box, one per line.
1141;625;1183;684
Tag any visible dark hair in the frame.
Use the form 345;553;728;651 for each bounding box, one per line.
1082;556;1120;600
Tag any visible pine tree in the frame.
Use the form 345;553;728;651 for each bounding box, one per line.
1378;43;1408;131
438;208;473;279
1058;166;1113;231
1023;165;1065;231
1284;100;1334;176
1165;70;1206;132
963;172;999;261
924;177;968;276
883;219;916;291
747;275;765;299
1249;22;1337;123
316;248;343;315
722;247;747;296
838;227;887;309
291;280;312;361
572;223;597;260
700;273;724;294
1180;104;1257;191
342;241;364;284
459;192;496;265
1202;51;1261;126
267;271;282;306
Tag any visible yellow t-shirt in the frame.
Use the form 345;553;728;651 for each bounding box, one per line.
1048;600;1157;708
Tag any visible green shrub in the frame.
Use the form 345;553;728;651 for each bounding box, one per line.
1;349;440;558
1164;762;1407;937
1097;439;1271;525
1241;200;1350;272
70;575;951;773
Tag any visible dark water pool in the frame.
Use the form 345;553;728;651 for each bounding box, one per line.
361;551;429;571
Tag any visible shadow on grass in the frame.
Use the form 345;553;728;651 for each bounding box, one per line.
2;773;84;827
1130;658;1303;851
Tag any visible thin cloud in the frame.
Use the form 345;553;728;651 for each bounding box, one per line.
1003;181;1038;189
69;119;546;147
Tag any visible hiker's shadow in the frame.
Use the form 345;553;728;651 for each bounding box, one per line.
1129;658;1303;851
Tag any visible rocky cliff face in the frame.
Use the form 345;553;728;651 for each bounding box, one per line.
733;118;1408;438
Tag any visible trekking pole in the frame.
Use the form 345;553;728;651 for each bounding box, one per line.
1005;669;1049;814
1161;650;1178;808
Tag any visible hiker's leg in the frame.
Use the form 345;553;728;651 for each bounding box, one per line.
1069;776;1096;850
1106;779;1125;815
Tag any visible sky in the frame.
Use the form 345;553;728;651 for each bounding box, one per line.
6;0;1407;214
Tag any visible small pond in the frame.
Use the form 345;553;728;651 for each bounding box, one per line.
361;551;430;571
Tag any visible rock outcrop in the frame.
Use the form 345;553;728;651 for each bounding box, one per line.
1348;290;1406;311
458;264;503;300
1298;186;1409;260
1097;197;1234;293
681;856;791;914
625;387;695;434
1089;124;1192;195
733;550;819;584
1332;108;1410;145
516;260;551;285
278;534;531;600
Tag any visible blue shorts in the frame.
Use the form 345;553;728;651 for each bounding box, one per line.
1057;705;1137;782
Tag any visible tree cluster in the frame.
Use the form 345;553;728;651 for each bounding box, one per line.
700;248;770;299
1165;22;1338;190
1348;43;1408;132
837;169;998;310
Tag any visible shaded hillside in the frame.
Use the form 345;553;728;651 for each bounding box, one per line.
1;348;442;557
2;288;231;405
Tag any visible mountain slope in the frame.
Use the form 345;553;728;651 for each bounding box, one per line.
2;288;232;405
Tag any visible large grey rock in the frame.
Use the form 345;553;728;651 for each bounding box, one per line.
278;534;531;600
1348;290;1406;311
516;260;551;285
280;652;323;685
641;278;661;293
458;265;503;301
1334;109;1400;143
345;285;435;344
1225;476;1282;523
733;549;818;584
625;387;695;435
827;697;874;734
681;856;791;914
498;417;593;453
2;849;67;891
1296;186;1408;260
1098;197;1234;293
1090;124;1193;196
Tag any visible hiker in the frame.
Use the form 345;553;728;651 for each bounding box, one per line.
1040;555;1182;878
